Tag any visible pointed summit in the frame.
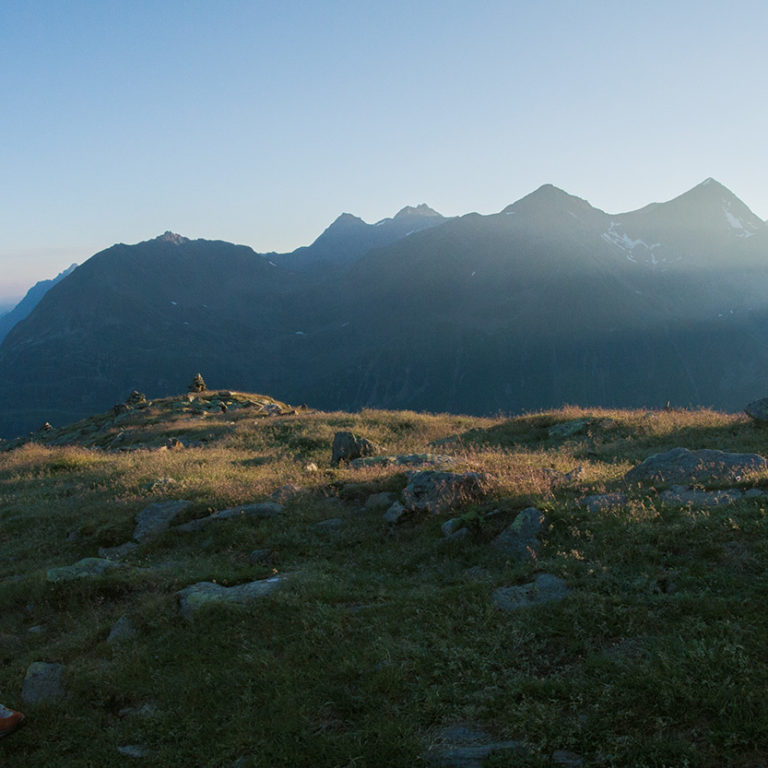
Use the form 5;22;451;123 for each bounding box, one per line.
155;231;190;245
393;203;442;219
502;184;599;218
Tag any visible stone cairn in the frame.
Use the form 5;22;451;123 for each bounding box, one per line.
189;373;207;393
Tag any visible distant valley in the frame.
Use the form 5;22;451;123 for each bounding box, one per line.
2;178;768;439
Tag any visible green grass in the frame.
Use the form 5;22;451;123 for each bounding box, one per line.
1;394;768;766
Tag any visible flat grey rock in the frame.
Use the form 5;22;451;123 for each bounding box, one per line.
22;661;65;705
364;491;397;511
553;750;584;767
315;517;343;529
625;447;767;486
177;576;285;619
493;574;570;612
98;541;139;560
133;500;192;541
402;471;487;515
47;557;124;582
351;453;457;469
177;502;283;532
117;744;151;758
548;419;590;439
423;724;523;767
108;616;137;644
383;502;407;524
441;517;464;537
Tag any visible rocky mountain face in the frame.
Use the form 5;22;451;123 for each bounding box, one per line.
271;203;448;271
1;181;768;438
0;263;78;343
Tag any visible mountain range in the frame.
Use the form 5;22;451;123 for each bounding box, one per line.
2;179;767;439
0;263;78;343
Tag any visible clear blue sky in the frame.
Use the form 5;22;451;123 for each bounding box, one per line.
1;0;766;302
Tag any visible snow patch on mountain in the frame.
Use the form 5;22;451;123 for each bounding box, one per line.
723;207;757;237
601;222;661;262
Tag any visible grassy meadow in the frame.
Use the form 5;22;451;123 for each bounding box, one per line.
1;391;767;766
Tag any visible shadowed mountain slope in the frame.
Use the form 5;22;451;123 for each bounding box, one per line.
0;263;78;343
2;181;768;438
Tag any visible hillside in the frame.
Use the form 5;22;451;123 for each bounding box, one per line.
1;391;768;765
2;180;768;438
0;263;78;343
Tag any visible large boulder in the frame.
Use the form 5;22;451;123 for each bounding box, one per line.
402;471;487;515
331;431;378;465
624;447;767;487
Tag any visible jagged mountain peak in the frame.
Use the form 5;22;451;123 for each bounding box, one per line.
327;213;367;229
393;203;442;219
501;184;598;216
155;231;190;245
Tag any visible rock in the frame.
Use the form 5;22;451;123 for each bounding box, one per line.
492;507;547;561
249;549;272;564
270;485;303;503
22;661;65;705
188;373;207;393
463;566;491;582
543;466;585;487
331;431;378;465
745;397;768;422
117;744;151;758
304;462;319;472
442;527;470;543
107;616;137;644
579;492;627;513
553;750;584;767
423;724;523;767
47;557;124;582
441;518;464;537
133;500;192;541
350;453;457;469
383;502;407;524
113;403;129;416
125;390;148;407
98;542;138;560
118;703;158;718
659;485;743;507
548;419;591;439
177;576;285;619
176;502;283;532
493;574;570;612
625;447;768;486
402;471;487;515
314;518;343;529
365;492;397;511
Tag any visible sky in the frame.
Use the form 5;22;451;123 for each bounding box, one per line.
1;0;767;303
